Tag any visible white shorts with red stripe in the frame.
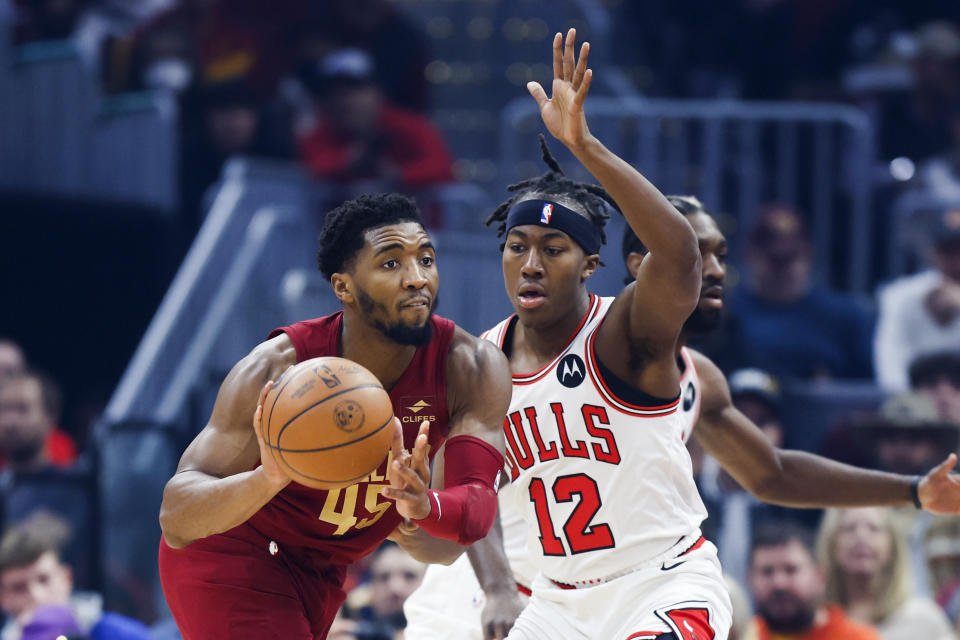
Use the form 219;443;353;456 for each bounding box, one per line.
505;539;731;640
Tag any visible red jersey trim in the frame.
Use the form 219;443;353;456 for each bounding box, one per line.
585;324;680;417
511;294;600;385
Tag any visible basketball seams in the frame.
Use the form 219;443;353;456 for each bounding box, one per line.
274;414;394;485
274;383;386;446
268;413;395;454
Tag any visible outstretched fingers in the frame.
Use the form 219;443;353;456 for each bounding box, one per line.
574;68;593;107
527;81;549;108
552;31;563;81
572;42;590;88
563;28;576;81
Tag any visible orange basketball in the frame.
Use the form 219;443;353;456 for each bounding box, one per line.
262;356;394;490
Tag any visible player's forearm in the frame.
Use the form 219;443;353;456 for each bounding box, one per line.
754;450;914;508
468;514;516;594
567;136;699;268
159;468;285;548
392;525;466;565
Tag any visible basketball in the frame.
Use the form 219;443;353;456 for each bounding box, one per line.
262;356;395;490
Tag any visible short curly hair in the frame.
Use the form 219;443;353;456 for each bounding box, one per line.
484;135;617;249
317;193;425;280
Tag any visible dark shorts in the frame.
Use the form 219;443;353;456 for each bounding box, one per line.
159;526;346;640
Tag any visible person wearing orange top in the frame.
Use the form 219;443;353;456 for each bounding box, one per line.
747;520;879;640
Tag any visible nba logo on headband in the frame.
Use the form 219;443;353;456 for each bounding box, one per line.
540;203;554;224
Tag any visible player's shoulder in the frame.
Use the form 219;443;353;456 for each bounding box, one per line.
446;325;511;392
684;347;731;410
230;333;298;392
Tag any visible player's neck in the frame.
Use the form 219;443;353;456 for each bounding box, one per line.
514;294;591;363
339;314;418;390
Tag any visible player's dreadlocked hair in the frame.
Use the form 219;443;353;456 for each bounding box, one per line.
484;135;618;251
318;193;424;280
621;195;709;284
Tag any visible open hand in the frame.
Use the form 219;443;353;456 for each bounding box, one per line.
253;380;292;492
918;453;960;513
526;28;594;150
382;419;433;520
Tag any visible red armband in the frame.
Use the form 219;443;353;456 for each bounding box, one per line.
413;435;504;544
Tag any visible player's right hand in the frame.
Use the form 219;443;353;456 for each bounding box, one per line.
384;419;433;520
253;380;291;492
527;27;593;150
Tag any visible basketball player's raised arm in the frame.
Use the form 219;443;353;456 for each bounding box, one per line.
690;349;960;513
527;29;701;349
159;335;297;549
385;330;511;559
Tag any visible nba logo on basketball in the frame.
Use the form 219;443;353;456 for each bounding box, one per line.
540;203;554;224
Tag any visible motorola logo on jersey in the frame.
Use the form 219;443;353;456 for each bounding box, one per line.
557;354;586;388
682;381;696;412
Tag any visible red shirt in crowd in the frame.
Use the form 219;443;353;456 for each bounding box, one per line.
298;104;455;189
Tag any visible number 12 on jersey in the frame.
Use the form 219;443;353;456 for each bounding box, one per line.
529;473;615;555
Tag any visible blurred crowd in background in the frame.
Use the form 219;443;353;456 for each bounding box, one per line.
3;0;960;638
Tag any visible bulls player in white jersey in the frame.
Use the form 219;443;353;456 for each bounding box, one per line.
410;29;960;640
402;196;706;639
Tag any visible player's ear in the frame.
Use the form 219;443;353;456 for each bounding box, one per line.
331;273;354;304
581;254;600;281
625;251;645;280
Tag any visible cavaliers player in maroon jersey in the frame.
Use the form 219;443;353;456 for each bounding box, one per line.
157;193;511;640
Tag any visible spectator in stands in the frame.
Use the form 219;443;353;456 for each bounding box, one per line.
0;345;75;468
877;21;960;163
911;104;960;202
341;541;425;639
297;49;454;195
910;351;960;425
0;370;93;588
924;515;960;628
0;524;150;639
866;392;959;478
179;75;294;228
722;205;874;380
817;507;953;639
747;520;879;639
117;0;305;97
0;369;72;472
876;207;960;391
0;339;24;389
308;0;429;112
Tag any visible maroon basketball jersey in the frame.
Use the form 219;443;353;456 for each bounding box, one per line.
238;311;455;564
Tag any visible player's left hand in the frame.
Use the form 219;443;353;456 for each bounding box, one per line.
527;28;593;150
383;419;433;520
481;586;525;640
918;453;960;513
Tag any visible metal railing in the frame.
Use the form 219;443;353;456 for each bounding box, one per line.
500;97;877;292
0;39;178;212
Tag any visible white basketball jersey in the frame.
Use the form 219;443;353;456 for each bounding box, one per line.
482;295;707;585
